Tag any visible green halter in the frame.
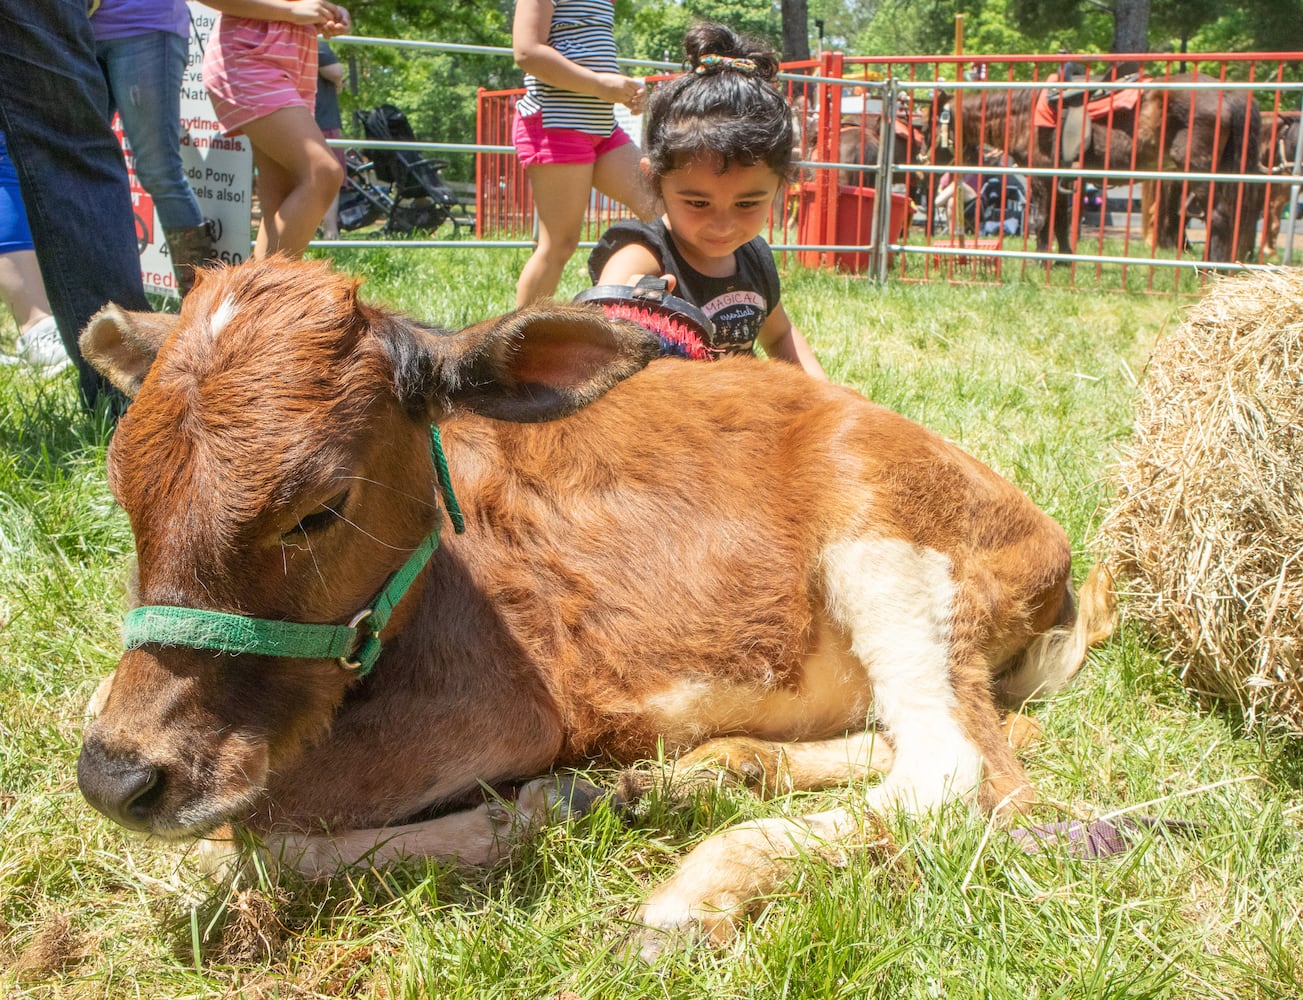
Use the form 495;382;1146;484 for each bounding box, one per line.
121;427;465;678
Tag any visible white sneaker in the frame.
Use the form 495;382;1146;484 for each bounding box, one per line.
1;315;71;374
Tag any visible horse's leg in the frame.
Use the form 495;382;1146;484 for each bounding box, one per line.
1234;175;1263;262
1203;156;1244;262
1052;184;1074;256
1262;181;1284;258
1032;175;1055;253
1205;188;1236;262
1140;179;1159;252
1155;183;1184;251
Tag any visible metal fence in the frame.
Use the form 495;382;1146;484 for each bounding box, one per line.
320;36;1303;293
835;51;1303;292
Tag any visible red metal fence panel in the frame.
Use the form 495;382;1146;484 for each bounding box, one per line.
826;51;1303;291
476;51;1303;292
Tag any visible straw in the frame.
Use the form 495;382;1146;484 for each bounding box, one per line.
1098;267;1303;734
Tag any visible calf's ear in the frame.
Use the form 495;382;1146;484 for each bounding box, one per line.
80;305;179;399
406;302;659;424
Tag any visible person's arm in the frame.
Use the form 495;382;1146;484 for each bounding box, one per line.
593;241;665;287
512;0;644;111
203;0;349;35
756;303;828;380
319;59;345;90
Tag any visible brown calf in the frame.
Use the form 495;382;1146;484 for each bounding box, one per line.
77;258;1114;955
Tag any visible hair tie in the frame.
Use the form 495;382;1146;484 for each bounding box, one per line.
695;55;758;77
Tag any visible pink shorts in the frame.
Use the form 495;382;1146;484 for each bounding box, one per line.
203;17;318;136
513;112;633;167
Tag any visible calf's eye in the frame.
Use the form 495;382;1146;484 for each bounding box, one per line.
288;491;349;536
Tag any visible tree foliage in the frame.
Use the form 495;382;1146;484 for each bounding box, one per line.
338;0;514;180
1006;0;1303;55
622;1;783;65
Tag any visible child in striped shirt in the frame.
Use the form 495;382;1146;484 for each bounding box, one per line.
202;0;350;259
511;0;656;306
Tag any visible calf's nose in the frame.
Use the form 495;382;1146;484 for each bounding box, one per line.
77;737;163;832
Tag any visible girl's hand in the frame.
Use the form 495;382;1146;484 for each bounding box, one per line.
594;73;646;111
286;0;349;33
627;273;677;293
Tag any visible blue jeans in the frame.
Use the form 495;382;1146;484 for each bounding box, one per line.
0;0;149;411
96;30;203;232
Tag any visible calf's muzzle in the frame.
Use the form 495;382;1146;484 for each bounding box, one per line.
77;737;164;832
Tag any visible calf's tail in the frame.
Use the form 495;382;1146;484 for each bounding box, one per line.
994;563;1117;707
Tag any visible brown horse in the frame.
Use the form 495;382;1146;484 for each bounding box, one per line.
793;94;926;203
834;114;927;193
1259;116;1301;258
927;74;1261;262
1141;114;1291;259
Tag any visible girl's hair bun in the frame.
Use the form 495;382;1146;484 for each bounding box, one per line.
682;22;778;82
642;20;794;180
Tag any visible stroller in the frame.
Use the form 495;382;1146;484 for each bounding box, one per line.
352;103;475;237
337;149;394;233
978;172;1027;237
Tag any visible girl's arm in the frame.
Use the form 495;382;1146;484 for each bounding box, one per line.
756;303;828;380
202;0;349;33
512;0;645;110
593;241;665;287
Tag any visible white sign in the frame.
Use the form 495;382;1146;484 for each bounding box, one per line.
117;2;253;296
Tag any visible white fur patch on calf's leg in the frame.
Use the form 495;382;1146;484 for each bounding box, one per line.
631;807;877;958
822;538;984;814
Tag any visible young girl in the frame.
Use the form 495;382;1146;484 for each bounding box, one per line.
587;22;826;379
201;0;350;259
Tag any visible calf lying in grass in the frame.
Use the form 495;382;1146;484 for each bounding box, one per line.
77;258;1114;954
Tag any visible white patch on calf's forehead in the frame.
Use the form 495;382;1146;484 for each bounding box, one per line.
208;295;239;340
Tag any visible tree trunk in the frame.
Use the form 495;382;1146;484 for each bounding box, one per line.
1111;0;1151;52
781;0;810;62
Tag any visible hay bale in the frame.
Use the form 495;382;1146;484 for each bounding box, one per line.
1099;267;1303;734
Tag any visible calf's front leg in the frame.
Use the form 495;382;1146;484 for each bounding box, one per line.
200;776;606;880
631;806;894;960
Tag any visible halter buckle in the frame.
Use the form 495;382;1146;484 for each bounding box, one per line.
338;608;375;671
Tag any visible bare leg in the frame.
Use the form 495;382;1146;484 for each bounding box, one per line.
320;190;341;241
592;141;656;222
0;249;53;333
516;161;596;307
241;106;343;259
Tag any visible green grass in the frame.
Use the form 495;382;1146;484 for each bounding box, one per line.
1;248;1299;998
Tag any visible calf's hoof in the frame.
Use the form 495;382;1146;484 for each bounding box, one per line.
510;775;612;827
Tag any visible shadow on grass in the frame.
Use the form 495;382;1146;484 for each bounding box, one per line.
1262;732;1303;792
